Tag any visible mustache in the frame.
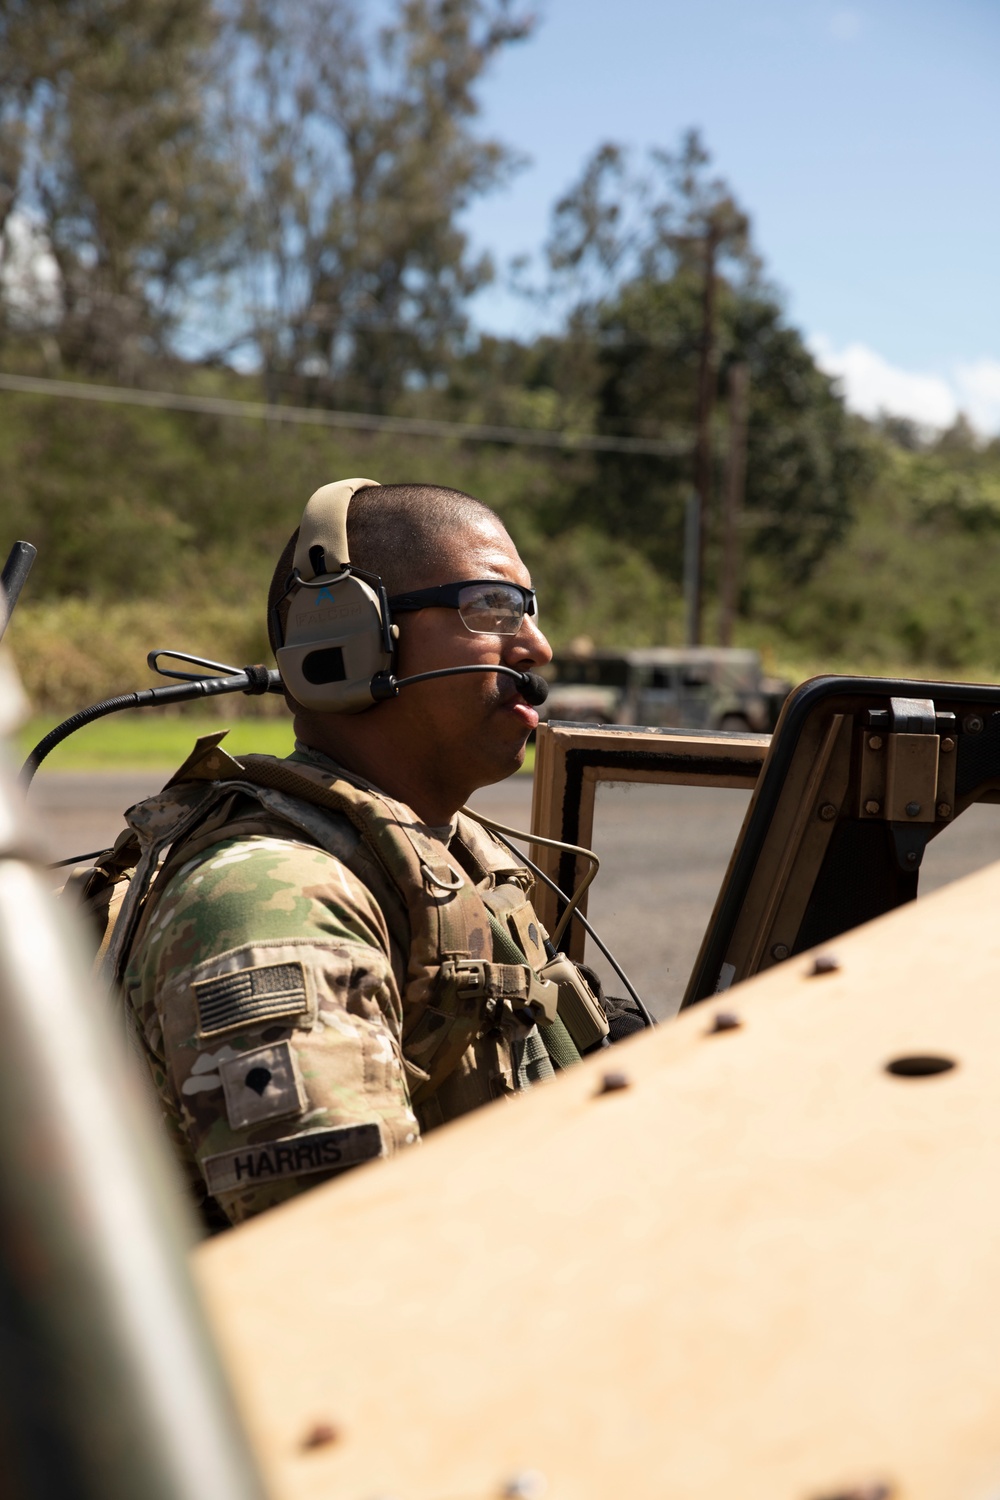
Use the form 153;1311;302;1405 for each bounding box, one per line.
494;671;530;705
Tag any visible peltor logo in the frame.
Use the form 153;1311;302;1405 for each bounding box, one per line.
295;602;363;627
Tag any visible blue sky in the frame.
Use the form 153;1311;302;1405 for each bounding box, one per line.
461;0;1000;431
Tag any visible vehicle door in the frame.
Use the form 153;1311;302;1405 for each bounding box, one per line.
634;666;681;727
675;660;716;728
530;678;1000;1014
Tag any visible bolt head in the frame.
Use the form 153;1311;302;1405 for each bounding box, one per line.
771;943;790;961
300;1421;339;1450
937;801;952;818
503;1470;548;1499
964;714;984;734
868;735;883;750
864;799;880;815
708;1010;742;1034
905;849;918;864
940;736;955;753
811;1483;893;1500
819;802;837;821
904;801;921;818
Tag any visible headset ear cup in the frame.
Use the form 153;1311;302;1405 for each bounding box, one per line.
277;574;393;713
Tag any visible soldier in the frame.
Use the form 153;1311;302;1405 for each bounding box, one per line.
111;479;644;1230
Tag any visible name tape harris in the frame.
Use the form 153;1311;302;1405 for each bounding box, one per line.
203;1122;384;1195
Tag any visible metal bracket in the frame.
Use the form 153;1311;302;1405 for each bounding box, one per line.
857;698;958;871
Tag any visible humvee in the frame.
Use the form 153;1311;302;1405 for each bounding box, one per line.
541;645;791;731
4;529;1000;1498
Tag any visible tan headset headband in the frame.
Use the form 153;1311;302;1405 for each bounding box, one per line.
291;477;381;580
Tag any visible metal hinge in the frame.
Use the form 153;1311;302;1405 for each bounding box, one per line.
857;697;958;871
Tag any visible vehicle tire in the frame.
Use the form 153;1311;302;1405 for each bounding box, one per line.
719;715;751;733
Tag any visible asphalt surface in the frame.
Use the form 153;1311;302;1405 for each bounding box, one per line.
27;770;1000;1021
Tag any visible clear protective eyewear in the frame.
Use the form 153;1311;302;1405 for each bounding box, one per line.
386;579;538;636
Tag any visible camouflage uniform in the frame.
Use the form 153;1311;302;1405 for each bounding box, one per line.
117;738;575;1228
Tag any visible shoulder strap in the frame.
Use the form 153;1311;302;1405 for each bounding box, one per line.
234;751;489;973
166;744;558;1098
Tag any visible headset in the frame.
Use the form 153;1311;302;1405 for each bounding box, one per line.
270;477;549;714
9;524;647;1023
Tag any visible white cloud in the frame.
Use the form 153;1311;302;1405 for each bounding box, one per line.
809;337;1000;437
954;358;1000;436
828;8;863;41
810;335;958;429
1;211;61;327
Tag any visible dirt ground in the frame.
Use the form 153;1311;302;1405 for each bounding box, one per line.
27;769;1000;1021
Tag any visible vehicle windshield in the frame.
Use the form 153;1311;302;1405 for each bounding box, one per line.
552;658;630;689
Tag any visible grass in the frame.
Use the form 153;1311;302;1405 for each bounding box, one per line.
19;711;296;773
18;710;537;775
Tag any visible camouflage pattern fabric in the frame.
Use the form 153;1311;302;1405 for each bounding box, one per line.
125;833;419;1225
121;740;573;1227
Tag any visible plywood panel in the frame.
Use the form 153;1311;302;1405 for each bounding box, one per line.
194;860;1000;1500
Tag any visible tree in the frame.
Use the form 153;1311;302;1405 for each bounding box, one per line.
547;131;757;333
546;133;758;638
0;0;233;376
540;132;871;634
224;0;534;409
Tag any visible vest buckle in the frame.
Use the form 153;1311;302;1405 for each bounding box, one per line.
447;959;489;998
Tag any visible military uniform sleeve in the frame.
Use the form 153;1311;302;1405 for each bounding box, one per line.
124;833;419;1225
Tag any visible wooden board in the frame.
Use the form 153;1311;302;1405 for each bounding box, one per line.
194;861;1000;1500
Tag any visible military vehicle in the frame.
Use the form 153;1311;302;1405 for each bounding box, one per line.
541;644;791;731
3;534;1000;1499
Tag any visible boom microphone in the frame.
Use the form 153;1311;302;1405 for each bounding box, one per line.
514;671;550;707
371;664;549;705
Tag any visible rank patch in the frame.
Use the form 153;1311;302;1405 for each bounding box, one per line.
193;960;307;1037
202;1123;384;1196
219;1041;305;1130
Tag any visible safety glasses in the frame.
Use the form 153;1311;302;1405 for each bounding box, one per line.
387;579;538;636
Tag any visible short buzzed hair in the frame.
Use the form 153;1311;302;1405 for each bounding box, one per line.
267;482;503;655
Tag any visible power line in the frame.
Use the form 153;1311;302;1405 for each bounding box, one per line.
0;370;694;458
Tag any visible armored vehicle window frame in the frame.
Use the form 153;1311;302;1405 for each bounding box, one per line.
529;721;769;959
531;679;1000;1005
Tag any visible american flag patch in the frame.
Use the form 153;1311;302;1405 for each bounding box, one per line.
193;961;307;1037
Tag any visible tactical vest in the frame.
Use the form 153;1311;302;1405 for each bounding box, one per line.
92;735;583;1110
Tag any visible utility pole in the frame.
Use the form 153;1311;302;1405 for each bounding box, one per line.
683;489;700;647
691;219;720;645
718;361;749;646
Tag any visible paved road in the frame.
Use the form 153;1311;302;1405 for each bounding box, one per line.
27;770;1000;1021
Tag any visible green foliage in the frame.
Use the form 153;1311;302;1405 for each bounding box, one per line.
546;131;755;297
533;129;872;595
0;0;532;392
748;438;1000;677
0;0;230;372
220;0;534;404
4;361;1000;717
730;295;876;587
524;525;677;647
0;21;997;719
0;376;667;710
